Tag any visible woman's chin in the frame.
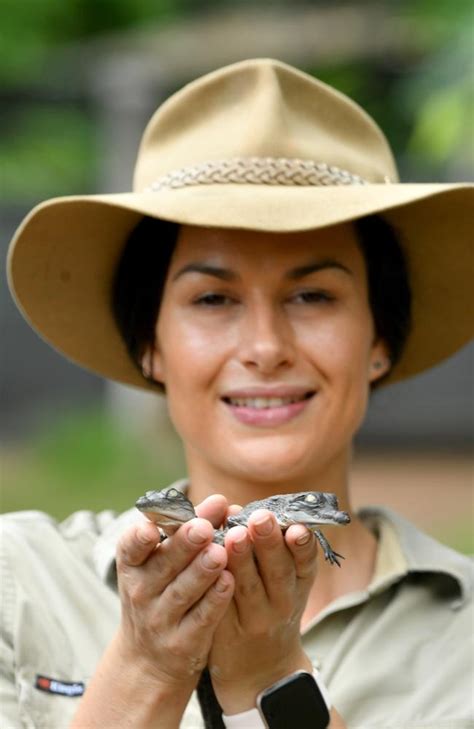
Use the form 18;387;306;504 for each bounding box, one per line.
225;444;318;484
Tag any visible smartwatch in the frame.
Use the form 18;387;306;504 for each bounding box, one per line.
222;670;331;729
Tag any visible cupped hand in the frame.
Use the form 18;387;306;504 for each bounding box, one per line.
114;495;235;690
208;508;318;713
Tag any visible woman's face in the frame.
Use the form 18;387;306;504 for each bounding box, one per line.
146;224;389;488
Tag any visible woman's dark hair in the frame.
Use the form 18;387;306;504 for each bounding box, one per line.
112;216;179;389
353;215;412;384
112;214;411;388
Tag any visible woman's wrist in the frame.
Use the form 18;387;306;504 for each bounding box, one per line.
213;652;314;715
221;668;346;729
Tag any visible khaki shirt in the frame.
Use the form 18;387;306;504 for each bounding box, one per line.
1;485;472;728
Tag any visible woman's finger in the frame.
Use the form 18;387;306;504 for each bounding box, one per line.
159;542;229;626
228;504;243;517
148;570;235;683
116;520;161;568
224;525;268;623
195;494;229;528
247;510;296;608
118;517;216;603
147;517;216;588
181;569;235;638
284;524;319;586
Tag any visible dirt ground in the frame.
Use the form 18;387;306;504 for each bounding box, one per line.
350;451;473;542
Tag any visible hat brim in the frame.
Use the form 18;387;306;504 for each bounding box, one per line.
7;182;474;389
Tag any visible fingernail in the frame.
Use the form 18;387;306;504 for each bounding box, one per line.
296;530;312;546
214;574;230;593
254;516;273;536
188;525;209;544
202;548;221;570
232;532;248;553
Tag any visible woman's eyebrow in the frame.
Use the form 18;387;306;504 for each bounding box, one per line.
172;258;353;282
172;263;238;282
286;259;353;279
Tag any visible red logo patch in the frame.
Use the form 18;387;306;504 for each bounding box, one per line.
35;675;84;697
36;676;51;690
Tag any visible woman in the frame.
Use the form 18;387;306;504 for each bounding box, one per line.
4;59;473;728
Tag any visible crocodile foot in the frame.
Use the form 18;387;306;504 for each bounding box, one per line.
324;548;345;567
314;529;345;568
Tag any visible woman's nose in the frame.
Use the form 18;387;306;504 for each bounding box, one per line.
237;304;295;373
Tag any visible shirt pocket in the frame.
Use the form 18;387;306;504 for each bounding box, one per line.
17;665;87;729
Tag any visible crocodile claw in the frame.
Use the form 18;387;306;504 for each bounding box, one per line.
324;549;345;567
314;529;345;567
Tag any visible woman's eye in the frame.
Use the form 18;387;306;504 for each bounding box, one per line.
292;290;333;304
193;293;233;307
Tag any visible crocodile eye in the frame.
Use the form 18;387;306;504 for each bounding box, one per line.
304;494;317;502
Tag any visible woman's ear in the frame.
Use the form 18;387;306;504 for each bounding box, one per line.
368;339;391;383
141;344;165;384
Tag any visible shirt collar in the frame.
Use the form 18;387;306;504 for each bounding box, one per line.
359;506;473;609
301;506;472;632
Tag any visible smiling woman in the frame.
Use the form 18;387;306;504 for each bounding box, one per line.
4;58;473;729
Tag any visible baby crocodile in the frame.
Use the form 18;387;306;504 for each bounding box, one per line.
136;488;350;566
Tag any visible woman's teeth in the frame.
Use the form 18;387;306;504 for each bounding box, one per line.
227;395;310;409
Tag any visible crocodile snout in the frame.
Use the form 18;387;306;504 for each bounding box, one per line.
334;510;351;525
135;494;152;509
316;509;351;526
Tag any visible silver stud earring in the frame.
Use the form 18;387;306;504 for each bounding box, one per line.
372;360;384;370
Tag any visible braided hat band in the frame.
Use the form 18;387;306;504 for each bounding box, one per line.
144;157;373;192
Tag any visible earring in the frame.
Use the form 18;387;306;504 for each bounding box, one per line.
372;360;384;370
142;365;151;379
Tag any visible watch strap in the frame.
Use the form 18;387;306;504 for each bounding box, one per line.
222;705;265;729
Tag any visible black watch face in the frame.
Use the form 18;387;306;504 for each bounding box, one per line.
258;672;330;729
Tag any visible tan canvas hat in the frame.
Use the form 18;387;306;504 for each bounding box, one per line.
7;58;473;389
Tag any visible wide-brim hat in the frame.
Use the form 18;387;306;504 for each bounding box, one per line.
7;58;473;389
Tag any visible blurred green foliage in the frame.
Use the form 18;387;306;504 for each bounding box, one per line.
1;0;472;86
409;79;473;163
406;0;474;41
0;0;180;87
1;0;472;200
0;408;186;519
1;106;96;200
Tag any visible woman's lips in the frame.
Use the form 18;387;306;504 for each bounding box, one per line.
222;391;315;426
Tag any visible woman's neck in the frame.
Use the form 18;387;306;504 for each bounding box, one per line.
185;447;353;510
